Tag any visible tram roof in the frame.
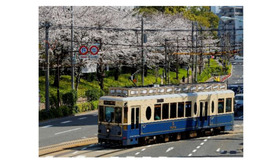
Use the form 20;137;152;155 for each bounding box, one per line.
100;90;234;102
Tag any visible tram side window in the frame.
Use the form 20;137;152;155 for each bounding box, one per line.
178;102;184;117
154;104;161;120
185;101;192;117
115;107;122;123
99;106;104;122
162;103;169;119
124;107;128;123
131;108;135;129
170;103;177;118
218;99;224;113
136;108;139;129
226;98;232;112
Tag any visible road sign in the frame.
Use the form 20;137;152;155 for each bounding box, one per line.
79;46;88;55
90;45;99;55
82;63;97;73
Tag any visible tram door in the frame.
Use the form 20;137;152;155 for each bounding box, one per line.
199;101;209;128
130;106;140;136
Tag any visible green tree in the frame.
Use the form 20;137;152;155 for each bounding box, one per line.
134;6;219;29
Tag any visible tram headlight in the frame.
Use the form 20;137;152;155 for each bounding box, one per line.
123;125;128;131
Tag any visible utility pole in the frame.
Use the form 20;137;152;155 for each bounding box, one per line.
191;21;194;83
176;37;179;80
194;22;198;83
164;39;167;84
56;48;61;108
44;21;51;111
141;17;144;86
71;6;75;90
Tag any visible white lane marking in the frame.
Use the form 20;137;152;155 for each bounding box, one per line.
207;136;211;139
188;154;192;156
204;139;208;142
192;149;197;153
41;125;53;128
135;152;140;155
78;117;87;120
196;146;201;149
141;148;146;151
54;128;81;135
216;148;221;152
72;151;78;155
89;144;96;147
147;145;151;148
81;147;87;150
61;120;71;124
166;147;174;153
75;155;86;158
200;142;204;145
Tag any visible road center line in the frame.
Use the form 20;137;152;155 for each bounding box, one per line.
135;152;140;155
166;147;174;152
81;147;87;150
41;125;53;128
188;154;192;156
196;146;201;149
200;142;204;145
54;128;81;135
78;117;87;120
192;149;197;153
61;120;72;124
141;148;146;151
216;148;221;152
204;139;208;142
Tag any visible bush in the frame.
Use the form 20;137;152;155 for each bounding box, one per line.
39;109;49;121
85;88;104;101
60;105;72;117
62;90;77;107
90;100;99;110
50;107;63;118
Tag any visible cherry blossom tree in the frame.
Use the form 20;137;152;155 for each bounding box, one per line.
39;6;220;88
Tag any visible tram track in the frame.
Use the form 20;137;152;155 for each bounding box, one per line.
39;137;98;156
40;129;242;157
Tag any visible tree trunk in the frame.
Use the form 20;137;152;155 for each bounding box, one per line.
75;66;81;91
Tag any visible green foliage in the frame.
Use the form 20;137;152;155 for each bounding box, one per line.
39;105;73;121
62;90;77;107
39;109;50;121
60;105;72;116
134;6;219;30
85;88;104;101
91;100;99;110
49;107;63;118
74;100;98;113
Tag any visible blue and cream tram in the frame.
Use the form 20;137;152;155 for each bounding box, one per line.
97;82;234;146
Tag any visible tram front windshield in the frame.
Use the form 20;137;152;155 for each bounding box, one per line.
100;106;122;123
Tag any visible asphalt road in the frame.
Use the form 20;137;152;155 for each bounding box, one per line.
116;119;243;157
228;59;243;85
39;110;99;147
42;117;243;158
